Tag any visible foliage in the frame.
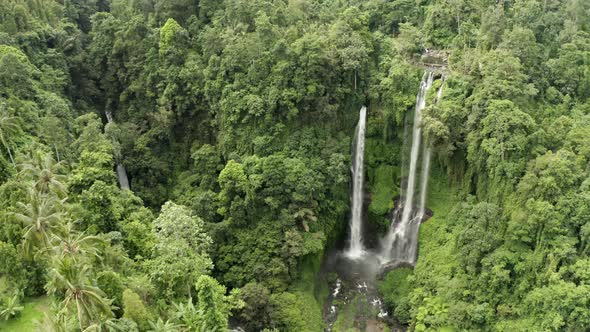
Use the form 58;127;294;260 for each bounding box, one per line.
268;291;324;332
122;289;151;331
237;282;271;331
0;293;24;321
0;296;50;331
378;268;413;323
2;0;590;330
46;257;114;329
145;201;213;300
193;275;243;331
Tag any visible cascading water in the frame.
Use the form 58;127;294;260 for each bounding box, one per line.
105;111;131;190
116;164;130;190
323;78;444;331
346;106;367;259
380;72;434;263
418;81;444;219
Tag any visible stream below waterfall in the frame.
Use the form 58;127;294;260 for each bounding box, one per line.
322;249;405;332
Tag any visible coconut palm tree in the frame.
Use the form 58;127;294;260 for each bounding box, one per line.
50;222;105;263
14;188;65;257
37;302;74;332
47;257;114;330
0;103;20;166
18;150;68;197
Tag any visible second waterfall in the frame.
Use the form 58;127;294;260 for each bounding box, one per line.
380;71;442;264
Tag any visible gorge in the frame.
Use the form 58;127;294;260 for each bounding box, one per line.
325;70;446;331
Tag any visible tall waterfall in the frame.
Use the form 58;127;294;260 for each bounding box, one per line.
105;111;131;190
346;106;367;258
418;82;444;218
380;72;434;263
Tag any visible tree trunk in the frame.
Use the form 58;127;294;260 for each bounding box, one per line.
54;144;60;162
188;279;192;299
6;146;14;166
1;133;15;166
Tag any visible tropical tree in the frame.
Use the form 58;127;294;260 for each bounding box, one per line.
148;318;181;332
0;103;20;166
18;151;68;197
37;115;71;162
145;201;213;299
37;303;75;332
194;275;243;331
14;189;65;257
0;293;24;320
172;299;204;330
475;100;535;180
50;223;105;263
47;257;114;330
82;318;140;332
122;288;150;330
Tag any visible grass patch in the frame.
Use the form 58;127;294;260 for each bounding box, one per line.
0;296;50;331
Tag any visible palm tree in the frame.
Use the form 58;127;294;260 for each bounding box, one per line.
18;150;68;197
36;303;73;332
0;103;20;166
0;293;24;320
14;188;65;257
50;223;105;263
293;207;317;232
82;318;134;332
47;257;115;330
173;299;218;332
148;318;182;332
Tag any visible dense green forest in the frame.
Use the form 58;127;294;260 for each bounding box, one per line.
0;0;589;331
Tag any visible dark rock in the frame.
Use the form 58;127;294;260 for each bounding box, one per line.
377;260;414;280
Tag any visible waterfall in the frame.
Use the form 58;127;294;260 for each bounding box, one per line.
418;82;444;219
346;106;367;259
105;111;131;190
418;145;431;219
116;164;130;190
380;72;434;263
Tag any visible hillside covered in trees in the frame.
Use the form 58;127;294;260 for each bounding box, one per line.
0;0;589;331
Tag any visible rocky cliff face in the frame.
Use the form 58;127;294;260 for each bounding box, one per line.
420;50;449;67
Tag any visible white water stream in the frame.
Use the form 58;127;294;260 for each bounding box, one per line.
346;106;367;258
380;72;434;263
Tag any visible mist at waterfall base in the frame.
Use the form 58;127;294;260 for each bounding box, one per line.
322;72;443;331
